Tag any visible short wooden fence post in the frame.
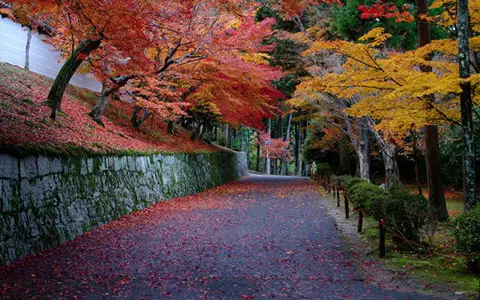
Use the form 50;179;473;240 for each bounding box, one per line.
357;209;364;233
344;193;349;219
336;189;341;207
379;219;386;258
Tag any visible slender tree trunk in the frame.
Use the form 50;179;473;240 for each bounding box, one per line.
256;133;261;172
295;120;302;176
457;0;477;210
339;140;350;174
414;153;423;195
224;125;229;147
416;0;449;220
167;121;175;134
302;117;308;176
47;39;101;119
281;113;293;175
25;28;32;70
227;126;234;149
266;119;271;175
246;129;250;169
412;136;423;195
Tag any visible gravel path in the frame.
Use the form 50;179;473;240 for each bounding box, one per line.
0;175;434;299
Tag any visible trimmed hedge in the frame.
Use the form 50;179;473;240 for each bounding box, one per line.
383;186;429;242
316;163;332;176
348;182;387;220
454;206;480;275
336;175;366;191
331;175;429;243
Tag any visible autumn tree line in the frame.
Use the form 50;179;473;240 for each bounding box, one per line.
241;0;477;223
3;1;479;220
4;0;292;146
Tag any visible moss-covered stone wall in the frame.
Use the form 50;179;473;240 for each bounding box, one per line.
0;150;248;265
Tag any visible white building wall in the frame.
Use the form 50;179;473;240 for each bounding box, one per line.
0;17;102;92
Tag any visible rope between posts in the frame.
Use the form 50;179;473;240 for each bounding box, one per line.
312;175;479;260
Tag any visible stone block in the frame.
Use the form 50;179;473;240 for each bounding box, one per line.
80;159;88;176
135;157;147;173
37;157;62;176
19;156;37;179
0;155;18;179
86;158;94;174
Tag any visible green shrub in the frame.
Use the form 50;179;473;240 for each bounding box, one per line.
335;175;366;191
454;206;480;275
336;175;352;190
329;175;339;188
316;163;332;176
348;182;387;219
384;186;429;242
346;177;367;189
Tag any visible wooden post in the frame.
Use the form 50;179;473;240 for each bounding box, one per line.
337;189;340;207
379;219;386;258
344;194;349;219
357;209;364;233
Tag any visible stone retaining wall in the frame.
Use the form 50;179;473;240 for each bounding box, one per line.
0;150;248;265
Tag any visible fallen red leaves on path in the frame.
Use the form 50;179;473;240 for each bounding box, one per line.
0;177;431;299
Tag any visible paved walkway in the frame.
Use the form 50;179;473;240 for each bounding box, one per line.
0;176;433;299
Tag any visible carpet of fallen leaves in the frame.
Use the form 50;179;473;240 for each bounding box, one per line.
0;63;215;154
0;176;434;299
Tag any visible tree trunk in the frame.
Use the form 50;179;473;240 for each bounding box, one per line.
246;129;250;169
256;134;261;172
366;117;400;187
414;152;423;195
357;117;371;181
227;125;233;149
381;143;400;188
295;121;302;176
412;136;423;195
281;113;293;175
295;111;304;176
131;106;152;128
239;126;245;152
90;75;134;125
89;85;111;126
416;0;449;220
25;28;32;70
47;39;101;120
167;121;175;134
339;139;351;175
266;119;272;175
457;0;477;210
424;126;449;219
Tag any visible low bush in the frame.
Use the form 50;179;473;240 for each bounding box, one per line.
384;186;429;242
454;206;480;275
335;175;366;191
329;175;339;188
316;163;332;176
348;182;387;220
